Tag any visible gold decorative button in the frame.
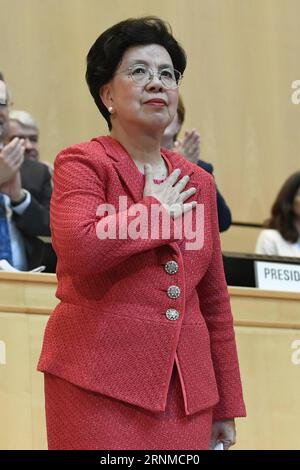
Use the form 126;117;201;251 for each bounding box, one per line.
165;309;180;321
164;261;179;275
167;285;181;299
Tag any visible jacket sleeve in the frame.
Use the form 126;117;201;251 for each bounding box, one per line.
15;165;51;237
197;160;232;232
51;148;181;275
216;190;232;233
196;179;246;421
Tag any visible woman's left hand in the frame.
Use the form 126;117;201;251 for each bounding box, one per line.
209;419;236;450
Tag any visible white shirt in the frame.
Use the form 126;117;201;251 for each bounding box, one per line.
1;191;31;270
255;229;300;258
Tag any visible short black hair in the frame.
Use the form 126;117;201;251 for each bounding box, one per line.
86;16;187;130
0;72;4;81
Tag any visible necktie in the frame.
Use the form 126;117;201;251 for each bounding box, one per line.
0;193;13;264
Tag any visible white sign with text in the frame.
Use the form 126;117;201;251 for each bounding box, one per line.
255;261;300;293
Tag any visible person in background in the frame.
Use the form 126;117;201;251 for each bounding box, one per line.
161;96;232;232
38;16;245;451
256;171;300;257
8;110;54;177
0;73;26;269
0;72;54;271
8;110;39;162
0;72;9;142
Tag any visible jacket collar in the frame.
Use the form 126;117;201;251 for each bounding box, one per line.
94;135;196;203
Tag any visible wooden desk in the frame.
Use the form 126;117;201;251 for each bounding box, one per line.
0;272;57;450
0;272;299;449
231;287;300;450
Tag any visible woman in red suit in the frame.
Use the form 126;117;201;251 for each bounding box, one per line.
38;16;246;450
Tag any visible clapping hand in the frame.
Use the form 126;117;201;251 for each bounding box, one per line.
0;138;25;202
174;128;200;164
0;137;25;186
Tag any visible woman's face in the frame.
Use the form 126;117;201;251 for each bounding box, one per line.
293;186;300;219
102;44;179;134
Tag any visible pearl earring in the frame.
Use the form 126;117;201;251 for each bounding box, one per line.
108;106;113;114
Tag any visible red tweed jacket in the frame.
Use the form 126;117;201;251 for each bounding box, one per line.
38;135;246;421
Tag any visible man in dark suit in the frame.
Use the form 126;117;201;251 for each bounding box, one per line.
18;158;55;271
0;73;55;271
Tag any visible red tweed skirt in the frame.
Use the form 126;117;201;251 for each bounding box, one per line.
44;363;212;450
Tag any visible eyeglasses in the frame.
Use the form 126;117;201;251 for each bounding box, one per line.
118;64;183;89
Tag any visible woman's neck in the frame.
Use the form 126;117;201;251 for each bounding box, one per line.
110;126;163;166
160;134;174;150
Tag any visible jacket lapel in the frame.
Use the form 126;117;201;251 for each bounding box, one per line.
161;147;195;180
159;148;199;199
95;136;145;203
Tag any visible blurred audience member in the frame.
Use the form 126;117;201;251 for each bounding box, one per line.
256;172;300;257
8;110;39;161
0;73;55;271
8;110;54;177
161;96;232;232
0;72;9;144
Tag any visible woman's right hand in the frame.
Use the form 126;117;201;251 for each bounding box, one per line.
143;164;197;219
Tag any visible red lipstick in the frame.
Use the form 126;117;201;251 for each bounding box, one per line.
145;99;167;106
